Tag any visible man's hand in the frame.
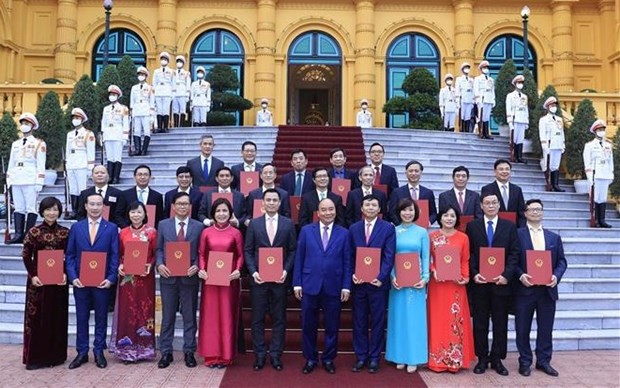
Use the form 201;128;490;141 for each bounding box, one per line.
457;277;469;285
473;273;487;284
252;272;264;284
229;269;240;281
547;275;558;288
341;289;350;302
72;279;84;288
352;274;362;285
493;275;508;285
198;269;208;280
118;264;126;277
142;264;151;277
34;185;43;192
276;270;287;284
97;279;112;289
187;265;198;277
294;287;302;301
413;279;427;289
520;273;533;287
158;264;171;278
391;277;400;290
31;276;43;287
370;278;382;288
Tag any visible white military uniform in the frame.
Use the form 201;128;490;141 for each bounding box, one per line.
455;75;475;121
256;108;273;127
152;66;174;115
439;85;457;129
474;74;495;122
65;126;96;196
190;79;211;124
101;103;129;162
538;113;565;171
583;138;614;203
506;90;529;144
356;109;372;128
6;135;46;214
172;68;191;115
130;82;155;136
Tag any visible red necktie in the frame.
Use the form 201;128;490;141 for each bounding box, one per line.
178;221;185;241
374;167;381;186
458;191;465;213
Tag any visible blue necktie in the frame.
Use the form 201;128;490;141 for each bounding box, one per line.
487;220;494;247
294;173;302;196
203;158;209;182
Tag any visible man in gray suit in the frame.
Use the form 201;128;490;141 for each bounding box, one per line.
155;192;204;369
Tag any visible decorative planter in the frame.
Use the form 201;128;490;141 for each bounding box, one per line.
573;179;590;194
523;138;533;153
498;124;510;137
44;170;58;186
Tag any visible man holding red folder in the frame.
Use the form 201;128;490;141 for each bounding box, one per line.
514;199;567;377
480;159;526;227
387;160;437;226
465;192;519;376
197;167;247;228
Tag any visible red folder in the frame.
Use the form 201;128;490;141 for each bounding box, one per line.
211;192;233;206
355;247;381;283
313;211;319;222
205;251;233;286
259;247;283;282
373;184;387;196
526;250;552;285
145;204;156;228
331;178;351;204
395;253;420;287
80;251;106;287
414;199;430;228
498;211;517;224
253;199;266;219
102;205;110;221
123;241;149;275
165;241;191;277
457;215;474;233
290;196;302;224
435;245;461;281
199;185;217;193
479;247;505;280
37;249;64;285
240;171;260;196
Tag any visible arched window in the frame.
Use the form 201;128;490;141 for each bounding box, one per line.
288;31;342;64
484;34;537;79
92;28;146;81
386;33;440;128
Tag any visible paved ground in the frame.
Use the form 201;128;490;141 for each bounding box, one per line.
2;345;618;387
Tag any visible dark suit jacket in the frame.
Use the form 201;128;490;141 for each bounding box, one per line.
515;227;568;300
155;217;204;285
163;187;202;220
388;184;437;225
348;219;396;289
244;215;297;283
465;217;519;296
327;167;360;190
293;223;352;296
118;186;164;228
197;189;247;225
438;188;483;218
186;155;225;188
231;162;263;191
246;187;290;219
481;181;526;227
279;170;315;196
345;188;388;227
76;185;126;227
299;191;345;227
65;218;120;284
374;163;399;195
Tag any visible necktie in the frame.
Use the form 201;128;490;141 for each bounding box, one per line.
410;187;415;200
139;189;146;204
23;138;27;145
532;228;545;251
89;221;97;245
322;226;329;250
97;188;103;195
75;129;79;136
374;167;381;186
458;191;464;212
501;184;508;209
486;220;494;247
203;158;209;181
365;222;372;244
177;221;185;241
294;173;303;196
267;218;276;245
319;191;325;201
414;187;419;200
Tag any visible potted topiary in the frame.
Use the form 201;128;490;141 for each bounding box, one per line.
0;112;19;188
608;128;620;213
533;85;562;170
564;99;597;194
204;64;253;126
35;91;67;185
492;59;517;137
521;68;538;154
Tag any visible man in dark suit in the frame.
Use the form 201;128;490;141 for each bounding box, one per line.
480;159;526;227
245;163;290;224
76;164;126;227
117;164;164;228
438;165;483;218
244;189;297;371
368;142;399;195
294;198;351;374
231;140;263;191
299;167;345;227
186;134;225;188
349;194;396;373
388;160;437;225
514;199;567;377
465;192;519;376
327;147;359;190
346;166;388;226
197;167;247;228
163;166;202;220
279;149;315;196
65;193;119;369
155;192;204;369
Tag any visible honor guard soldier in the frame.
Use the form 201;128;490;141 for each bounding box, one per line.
583;119;614;228
101;85;129;184
190;66;211;126
6;113;46;244
65;108;96;219
538;97;565;192
455;62;475;132
256;98;273;127
130;66;155;156
356;99;372;128
474;60;495;139
172;55;191;128
153;51;174;132
439;74;457;131
506;74;529;163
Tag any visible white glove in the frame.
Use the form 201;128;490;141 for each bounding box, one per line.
541;143;549;153
509;123;514;131
34;184;43;192
122;139;127;147
586;172;593;187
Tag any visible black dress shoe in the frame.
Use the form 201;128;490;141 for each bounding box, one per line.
519;365;531;376
25;363;45;370
323;361;336;374
351;360;365;372
253;355;265;371
367;360;379;373
94;353;107;369
158;353;173;369
491;360;509;376
473;361;488;374
271;356;283;371
184;352;197;368
536;363;559;377
302;361;316;374
68;354;88;369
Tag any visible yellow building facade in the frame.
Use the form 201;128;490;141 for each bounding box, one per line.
0;0;618;127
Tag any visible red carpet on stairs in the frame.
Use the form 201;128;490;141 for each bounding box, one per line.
219;353;427;388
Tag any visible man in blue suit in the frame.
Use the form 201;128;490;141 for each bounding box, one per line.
346;166;388;226
197;167;247;228
294;198;351;374
231;140;263;191
388;160;437;225
327;147;359;190
368;142;399;196
186;134;225;188
299;167;346;227
245;163;291;222
65;193;119;369
438;165;483;218
515;199;567;377
163;166;202;220
279;149;315;196
349;194;396;373
480;159;526;227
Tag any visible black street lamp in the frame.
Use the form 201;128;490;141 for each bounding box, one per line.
521;5;530;70
103;0;114;68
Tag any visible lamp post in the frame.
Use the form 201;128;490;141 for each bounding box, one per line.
521;5;530;70
102;0;114;68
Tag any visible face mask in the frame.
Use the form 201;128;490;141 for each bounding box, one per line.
160;59;168;67
261;103;267;109
463;68;470;75
516;83;524;89
596;130;606;138
72;119;82;127
481;68;489;74
20;124;32;133
176;62;183;69
197;73;204;79
446;80;453;86
361;105;368;110
137;75;146;82
549;106;558;114
109;95;118;102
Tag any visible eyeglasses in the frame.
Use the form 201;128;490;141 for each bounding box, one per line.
482;201;499;206
526;208;543;213
370;150;384;155
174;202;191;207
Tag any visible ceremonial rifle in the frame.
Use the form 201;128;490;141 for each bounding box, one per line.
589;176;596;227
128;111;134;157
544;145;551;192
2;157;11;244
61;147;71;218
